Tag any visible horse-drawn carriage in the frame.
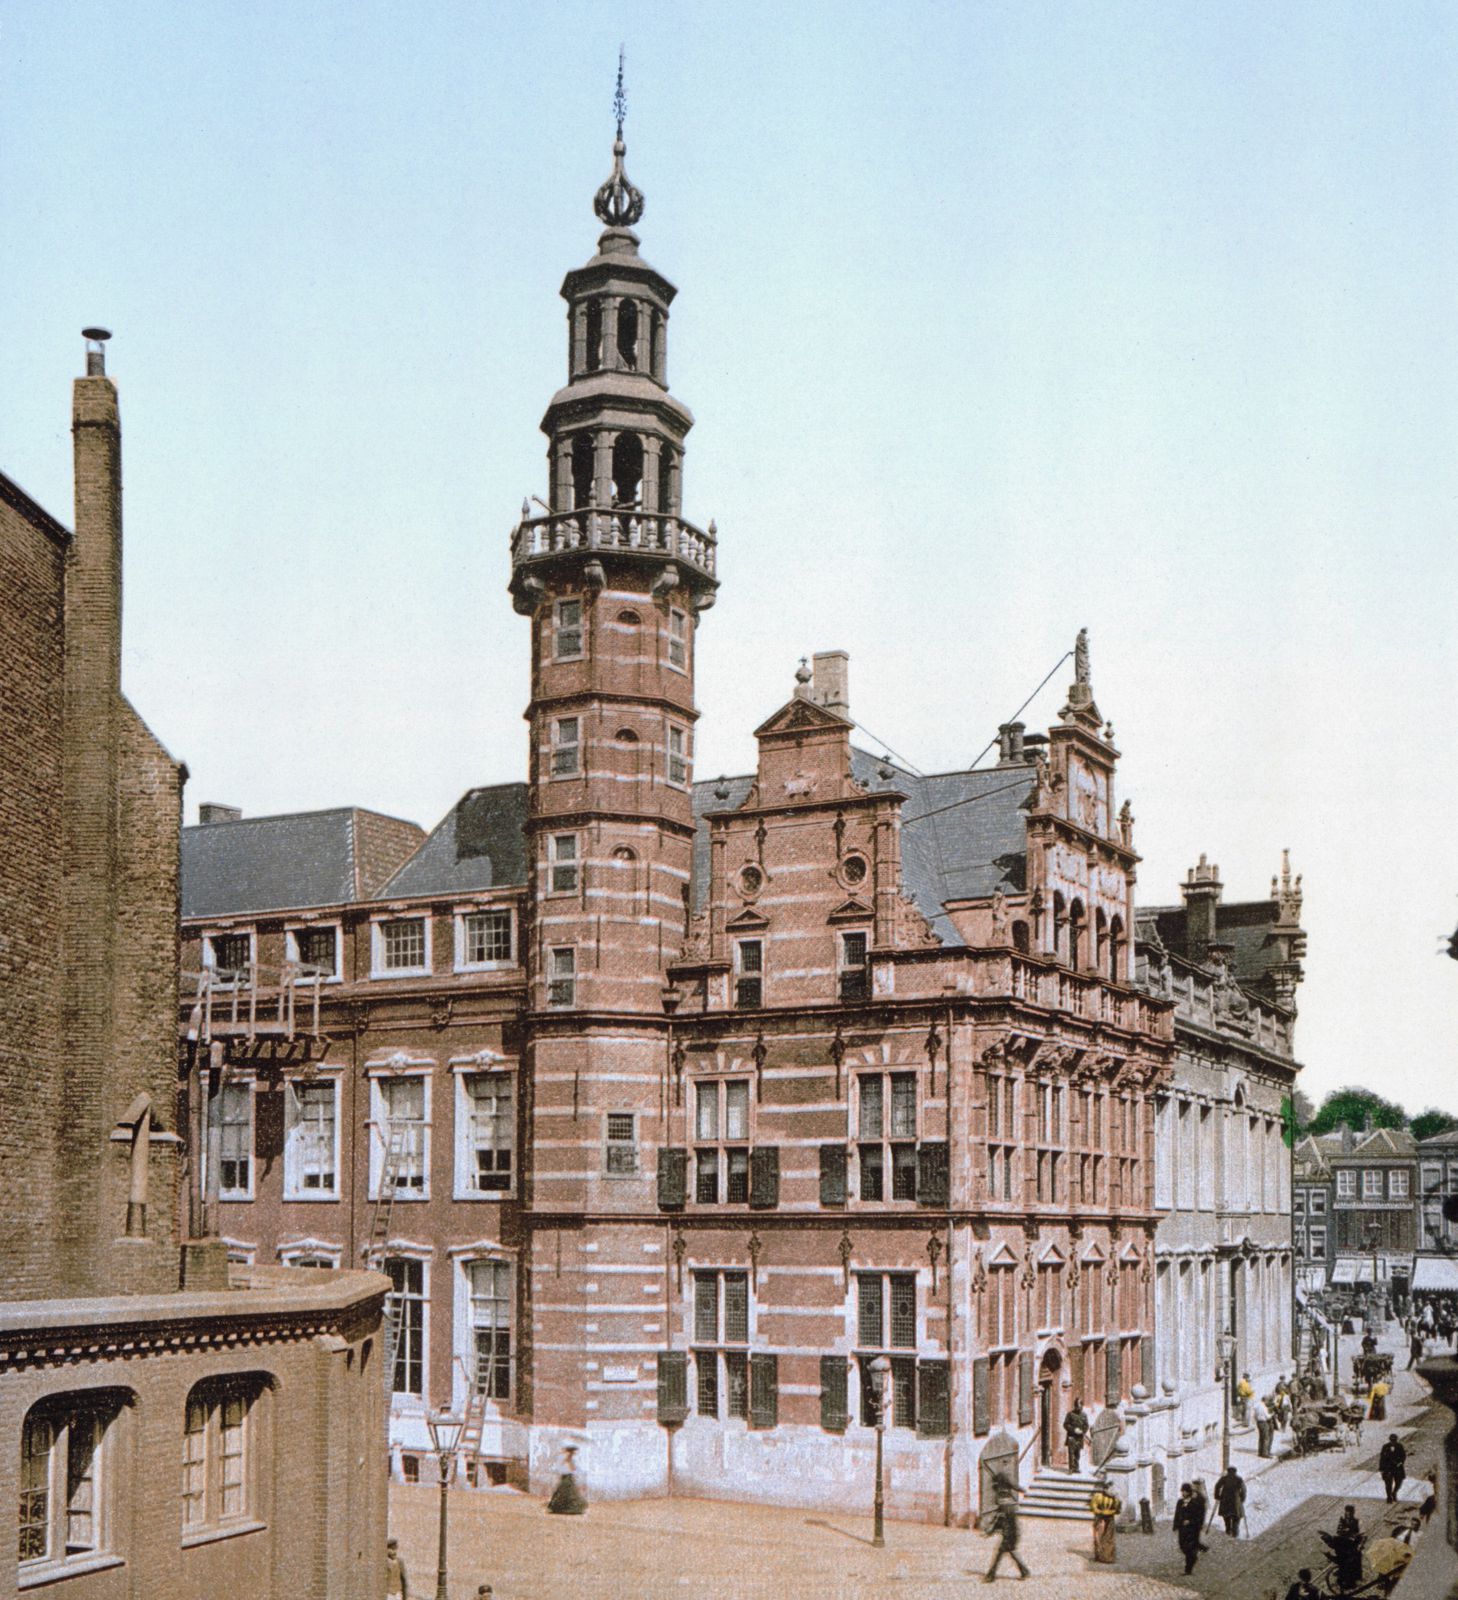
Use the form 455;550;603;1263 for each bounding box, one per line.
1353;1351;1394;1391
1292;1398;1364;1456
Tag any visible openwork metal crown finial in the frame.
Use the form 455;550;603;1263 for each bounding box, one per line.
594;45;645;227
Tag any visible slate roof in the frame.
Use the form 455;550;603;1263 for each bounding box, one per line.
380;784;530;897
1343;1126;1418;1161
1139;898;1285;991
690;749;1033;945
182;808;413;919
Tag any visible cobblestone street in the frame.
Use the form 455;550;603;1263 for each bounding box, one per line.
388;1321;1450;1600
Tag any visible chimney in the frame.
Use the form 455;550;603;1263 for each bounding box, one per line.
1336;1121;1354;1153
1180;854;1223;964
199;803;243;825
997;721;1027;765
810;651;850;721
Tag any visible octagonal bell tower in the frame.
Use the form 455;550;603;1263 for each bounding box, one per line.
510;107;718;1019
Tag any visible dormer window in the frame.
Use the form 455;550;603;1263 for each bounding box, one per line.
734;940;763;1009
839;931;870;1002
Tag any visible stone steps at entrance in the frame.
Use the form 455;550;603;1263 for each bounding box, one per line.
1021;1465;1099;1521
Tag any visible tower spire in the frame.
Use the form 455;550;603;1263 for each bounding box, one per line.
594;46;644;228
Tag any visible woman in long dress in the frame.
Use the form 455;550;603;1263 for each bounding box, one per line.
1090;1477;1121;1564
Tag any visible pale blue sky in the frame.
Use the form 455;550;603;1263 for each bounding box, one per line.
3;2;1456;1113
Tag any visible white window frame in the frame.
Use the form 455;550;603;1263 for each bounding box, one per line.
547;946;576;1008
553;597;585;661
454;1065;516;1199
368;1068;433;1201
604;1110;638;1176
370;913;432;978
550;715;581;777
202;927;255;987
666;721;690;787
1389;1169;1410;1199
206;1078;255;1201
666;606;688;671
456;1254;514;1409
547;833;580;895
283;1073;342;1201
1309;1189;1327;1214
1308;1225;1327;1257
1362;1168;1383;1200
278;1239;342;1269
19;1397;122;1583
285;922;342;982
383;1252;431;1405
181;1380;261;1544
454;906;515;972
693;1078;753;1204
1336;1170;1357;1198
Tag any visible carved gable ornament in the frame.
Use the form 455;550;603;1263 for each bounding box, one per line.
827;896;875;924
725;907;770;932
753;698;851;738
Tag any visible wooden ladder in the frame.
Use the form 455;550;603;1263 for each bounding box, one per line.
367;1122;409;1393
455;1354;491;1483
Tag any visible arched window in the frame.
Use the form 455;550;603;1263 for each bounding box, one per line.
570;434;594;510
20;1390;133;1574
1011;920;1030;954
1108;916;1125;981
617;299;639;369
657;445;674;514
612;432;644;507
1094;908;1107;972
585;299;603;372
182;1376;271;1535
650;308;665;378
1068;899;1086;969
1051;892;1066;960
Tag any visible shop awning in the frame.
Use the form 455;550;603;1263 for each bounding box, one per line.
1330;1260;1362;1284
1411;1256;1458;1293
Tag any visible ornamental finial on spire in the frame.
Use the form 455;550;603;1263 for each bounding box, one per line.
594;46;645;228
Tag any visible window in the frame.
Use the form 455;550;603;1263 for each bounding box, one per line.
458;908;514;968
856;1272;919;1426
734;940;763;1009
460;1073;513;1195
375;916;429;976
986;1074;1017;1204
207;931;252;975
1310;1189;1327;1214
1035;1082;1064;1203
554;598;584;660
857;1071;917;1201
666;723;689;787
1308;1226;1326;1257
290;925;338;978
693;1270;750;1419
374;1076;428;1196
694;1079;751;1203
1389;1170;1410;1199
207;1081;253;1199
550;716;580;777
467;1261;512;1402
1362;1169;1383;1200
667;607;688;670
548;834;579;894
385;1258;426;1397
547;947;576;1008
1293;1188;1306;1213
605;1112;637;1175
1038;1261;1063;1330
280;1249;338;1269
285;1078;338;1198
839;931;870;1002
182;1381;260;1537
1336;1170;1356;1198
19;1395;123;1574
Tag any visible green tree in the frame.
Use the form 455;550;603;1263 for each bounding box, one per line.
1291;1088;1316;1132
1411;1109;1458;1141
1306;1087;1407;1137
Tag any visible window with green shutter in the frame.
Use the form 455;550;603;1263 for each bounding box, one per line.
657;1147;687;1211
657;1351;689;1424
1018;1352;1034;1426
972;1355;990;1436
857;1275;883;1348
749;1353;778;1429
916;1141;949;1206
749;1145;779;1209
819;1143;847;1207
917;1360;950;1438
820;1355;849;1433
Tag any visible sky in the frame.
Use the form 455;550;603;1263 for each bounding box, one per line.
3;2;1456;1116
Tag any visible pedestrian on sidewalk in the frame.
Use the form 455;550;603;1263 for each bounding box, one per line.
983;1489;1030;1583
1407;1329;1425;1369
1368;1377;1390;1421
1173;1484;1203;1575
1419;1467;1438;1525
385;1536;409;1599
1273;1377;1292;1429
1089;1477;1121;1564
1236;1372;1254;1426
1379;1434;1407;1504
1252;1394;1274;1458
1213;1466;1246;1536
1191;1480;1211;1550
1063;1399;1090;1473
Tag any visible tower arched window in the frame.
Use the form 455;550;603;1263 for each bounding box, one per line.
1108;916;1125;981
585;300;603;373
658;445;674;515
1094;909;1107;973
1068;900;1086;970
570;434;594;510
612;432;644;508
617;299;639;370
1051;892;1066;961
650;308;665;379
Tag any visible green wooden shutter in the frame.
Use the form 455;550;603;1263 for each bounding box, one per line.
749;1145;780;1209
656;1147;687;1211
916;1141;949;1206
819;1143;847;1207
750;1353;779;1429
972;1355;990;1436
1018;1352;1034;1425
916;1359;950;1438
657;1351;689;1424
820;1355;849;1433
1105;1339;1122;1406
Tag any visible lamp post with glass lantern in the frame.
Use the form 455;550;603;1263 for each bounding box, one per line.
1217;1330;1236;1474
426;1408;465;1600
870;1354;891;1548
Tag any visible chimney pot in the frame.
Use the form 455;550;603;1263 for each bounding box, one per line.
199;803;242;825
82;327;111;377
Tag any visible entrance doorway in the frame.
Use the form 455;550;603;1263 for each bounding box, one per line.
1036;1348;1062;1468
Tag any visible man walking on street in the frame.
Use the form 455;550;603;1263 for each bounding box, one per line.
1213;1465;1246;1536
1173;1484;1203;1575
1380;1434;1407;1504
385;1536;408;1600
983;1486;1030;1582
1407;1328;1425;1368
1252;1393;1274;1458
1063;1399;1090;1474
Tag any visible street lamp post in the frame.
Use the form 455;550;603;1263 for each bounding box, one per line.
426;1408;465;1600
1217;1330;1236;1475
870;1354;891;1549
1367;1221;1383;1325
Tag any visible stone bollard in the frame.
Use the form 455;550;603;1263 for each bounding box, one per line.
1140;1497;1154;1535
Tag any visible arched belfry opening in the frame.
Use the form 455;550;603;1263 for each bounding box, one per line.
612;432;643;507
571;434;594;510
585;299;604;373
617;300;639;369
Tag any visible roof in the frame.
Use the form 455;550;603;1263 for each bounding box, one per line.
380;785;530;897
0;470;70;547
690;750;1034;943
1140;897;1286;990
1344;1126;1418;1160
1418;1128;1458;1150
182;808;418;918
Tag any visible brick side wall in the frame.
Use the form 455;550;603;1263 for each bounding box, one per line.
352;810;426;898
